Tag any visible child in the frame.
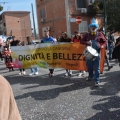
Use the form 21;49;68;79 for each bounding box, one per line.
5;53;14;71
17;41;26;75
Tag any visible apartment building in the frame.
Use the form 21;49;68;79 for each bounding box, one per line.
0;11;32;41
36;0;104;38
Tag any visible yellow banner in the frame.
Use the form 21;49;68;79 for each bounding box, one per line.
11;43;105;71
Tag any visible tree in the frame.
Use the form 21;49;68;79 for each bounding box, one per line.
0;6;3;12
106;0;120;32
87;1;103;17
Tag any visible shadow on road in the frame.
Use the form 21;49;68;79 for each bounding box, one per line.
87;70;120;119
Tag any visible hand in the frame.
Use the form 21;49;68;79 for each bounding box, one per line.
87;41;92;46
101;45;104;48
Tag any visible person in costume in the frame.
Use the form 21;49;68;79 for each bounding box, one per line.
81;18;107;86
5;52;14;71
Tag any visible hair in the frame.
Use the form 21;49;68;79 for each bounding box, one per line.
61;32;69;39
26;36;32;45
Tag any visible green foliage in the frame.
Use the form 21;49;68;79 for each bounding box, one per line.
87;1;103;17
106;0;120;32
0;6;3;12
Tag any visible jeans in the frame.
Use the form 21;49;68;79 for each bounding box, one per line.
31;67;38;73
108;43;114;59
86;55;100;82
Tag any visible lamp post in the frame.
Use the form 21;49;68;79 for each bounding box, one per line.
103;0;107;35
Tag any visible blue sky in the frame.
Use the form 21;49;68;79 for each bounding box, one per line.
0;0;38;33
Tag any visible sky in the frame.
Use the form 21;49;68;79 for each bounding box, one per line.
0;0;38;33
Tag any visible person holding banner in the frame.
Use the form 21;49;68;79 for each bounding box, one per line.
72;30;86;77
59;32;72;76
27;36;39;76
16;40;26;75
81;18;107;87
41;30;55;77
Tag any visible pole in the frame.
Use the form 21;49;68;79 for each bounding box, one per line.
31;3;37;39
103;0;106;35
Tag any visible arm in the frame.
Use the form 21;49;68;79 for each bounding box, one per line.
80;33;92;46
97;32;107;48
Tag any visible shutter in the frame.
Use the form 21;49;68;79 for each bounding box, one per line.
79;21;88;32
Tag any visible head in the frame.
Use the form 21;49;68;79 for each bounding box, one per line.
12;36;15;40
61;32;68;39
89;18;99;32
17;40;21;45
44;30;49;37
4;47;8;51
110;28;114;34
74;30;80;38
21;41;26;46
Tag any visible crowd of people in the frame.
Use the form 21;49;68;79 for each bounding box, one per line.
0;18;120;87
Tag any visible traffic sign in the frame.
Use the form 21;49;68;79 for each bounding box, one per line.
76;16;82;24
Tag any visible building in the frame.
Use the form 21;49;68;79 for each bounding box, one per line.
36;0;104;38
0;11;32;41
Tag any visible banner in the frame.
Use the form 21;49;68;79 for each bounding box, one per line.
11;43;105;71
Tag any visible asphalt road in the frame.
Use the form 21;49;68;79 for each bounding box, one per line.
0;59;120;120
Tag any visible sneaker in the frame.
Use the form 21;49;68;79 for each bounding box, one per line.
108;66;113;71
82;71;86;74
65;72;68;76
22;71;26;75
86;77;93;81
34;72;38;75
19;72;22;75
29;73;34;76
78;73;83;77
69;71;72;76
94;82;100;87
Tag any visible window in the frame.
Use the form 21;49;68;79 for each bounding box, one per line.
40;8;46;18
76;0;86;9
79;21;88;33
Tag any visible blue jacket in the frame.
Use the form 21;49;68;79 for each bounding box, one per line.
41;36;55;43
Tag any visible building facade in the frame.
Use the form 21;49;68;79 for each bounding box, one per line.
36;0;104;39
0;11;32;41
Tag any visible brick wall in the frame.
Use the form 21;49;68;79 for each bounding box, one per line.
36;0;104;38
3;12;31;41
36;0;67;38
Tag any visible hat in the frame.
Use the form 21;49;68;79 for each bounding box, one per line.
89;18;99;28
